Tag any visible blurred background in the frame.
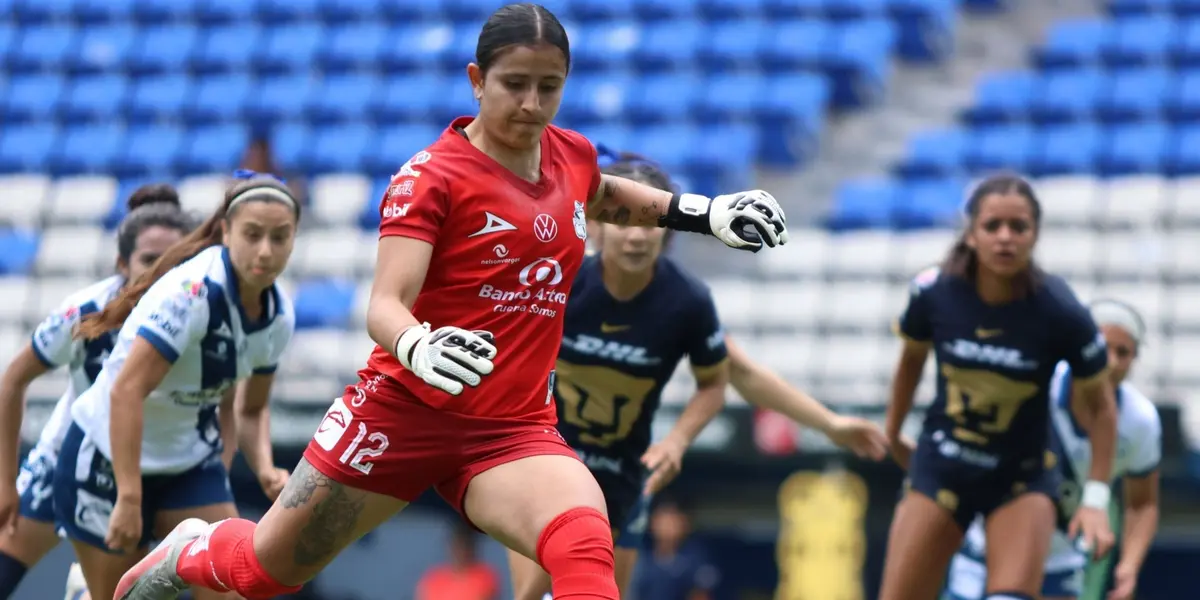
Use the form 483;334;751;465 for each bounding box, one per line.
3;0;1200;597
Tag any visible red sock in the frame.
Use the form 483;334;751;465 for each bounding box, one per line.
536;507;619;600
175;518;303;600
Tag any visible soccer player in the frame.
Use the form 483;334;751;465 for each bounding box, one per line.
114;4;789;600
52;173;297;600
944;300;1160;600
509;148;887;600
0;186;196;599
880;173;1119;600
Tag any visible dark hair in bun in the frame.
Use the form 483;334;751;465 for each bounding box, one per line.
116;184;195;265
126;183;181;211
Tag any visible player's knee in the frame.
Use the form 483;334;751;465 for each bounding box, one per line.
535;507;618;598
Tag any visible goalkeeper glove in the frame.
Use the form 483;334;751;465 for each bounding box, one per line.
660;190;789;252
395;323;497;396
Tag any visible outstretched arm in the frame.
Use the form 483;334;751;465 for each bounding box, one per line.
586;174;670;227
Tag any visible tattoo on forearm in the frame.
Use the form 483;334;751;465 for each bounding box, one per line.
641;200;659;216
281;459;368;566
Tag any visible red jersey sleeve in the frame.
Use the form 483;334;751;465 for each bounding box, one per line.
378;152;450;244
556;127;603;203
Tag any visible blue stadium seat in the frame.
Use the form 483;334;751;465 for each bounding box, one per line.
634;0;696;20
559;74;634;124
131;0;196;23
964;125;1034;172
379;23;453;72
364;125;443;178
185;74;252;124
309;124;373;174
895;129;966;178
431;77;478;124
293;279;355;329
690;124;758;193
1166;71;1200;121
1030;69;1104;123
963;71;1036;125
442;24;479;72
827;179;897;230
574;22;642;71
887;0;956;62
11;0;72;23
3;74;64;122
698;0;763;20
698;20;767;71
117;126;185;177
255;23;325;74
103;178;156;228
308;75;380;124
758;74;830;166
893;178;963;229
625;73;699;124
1097;68;1169;123
761;0;821;18
129;25;199;75
1106;0;1168;16
0;24;14;65
194;0;254;24
191;25;261;74
1103;15;1175;66
245;75;318;124
66;24;135;74
440;0;500;24
256;0;320;21
825;0;887;20
1167;124;1200;174
369;73;445;124
319;0;384;22
824;19;894;108
577;124;633;158
1098;122;1169;175
177;125;247;175
319;23;387;72
633;22;701;71
1037;20;1110;69
625;125;696;174
1171;18;1200;66
378;0;450;23
1028;124;1101;175
51;124;123;175
568;0;634;19
270;122;314;173
8;25;77;73
126;75;192;123
359;177;392;230
0;230;39;275
0;124;58;173
694;74;766;122
73;0;136;23
60;75;128;123
760;21;828;71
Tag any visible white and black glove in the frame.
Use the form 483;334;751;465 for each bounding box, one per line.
658;190;789;252
394;323;497;395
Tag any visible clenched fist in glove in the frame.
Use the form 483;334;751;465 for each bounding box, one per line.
659;190;789;252
395;323;497;395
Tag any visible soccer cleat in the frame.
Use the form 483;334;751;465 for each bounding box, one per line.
64;562;87;600
113;518;211;600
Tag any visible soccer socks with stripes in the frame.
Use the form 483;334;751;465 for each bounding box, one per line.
0;551;28;598
536;507;619;600
176;518;302;600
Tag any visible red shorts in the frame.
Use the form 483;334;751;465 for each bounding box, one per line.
302;376;578;516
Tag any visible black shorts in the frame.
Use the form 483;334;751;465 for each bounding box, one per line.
907;436;1061;531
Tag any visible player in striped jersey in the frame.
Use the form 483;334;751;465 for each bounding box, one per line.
0;186;195;600
945;300;1160;600
50;173;297;600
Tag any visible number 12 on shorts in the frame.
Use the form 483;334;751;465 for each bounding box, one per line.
314;397;390;475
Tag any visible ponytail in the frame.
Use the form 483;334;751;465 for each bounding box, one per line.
78;172;299;340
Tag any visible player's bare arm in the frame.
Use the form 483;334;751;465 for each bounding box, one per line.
885;339;930;469
236;374;288;500
1114;471;1159;598
1067;375;1119;558
587;174;670;227
0;347;48;494
366;237;432;356
725;336;888;460
643;359;728;496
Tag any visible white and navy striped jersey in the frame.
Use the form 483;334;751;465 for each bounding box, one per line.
27;275;124;458
962;361;1162;570
71;246;295;474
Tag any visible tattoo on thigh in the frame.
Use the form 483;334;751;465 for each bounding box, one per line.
279;459;368;566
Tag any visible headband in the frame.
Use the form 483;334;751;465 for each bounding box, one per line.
228;170;298;214
1090;299;1145;346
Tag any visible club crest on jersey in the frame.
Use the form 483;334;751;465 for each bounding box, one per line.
180;280;205;297
395;151;432;179
573;201;587;241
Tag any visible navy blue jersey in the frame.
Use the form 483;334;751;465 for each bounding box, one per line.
555;254;728;477
896;266;1107;466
